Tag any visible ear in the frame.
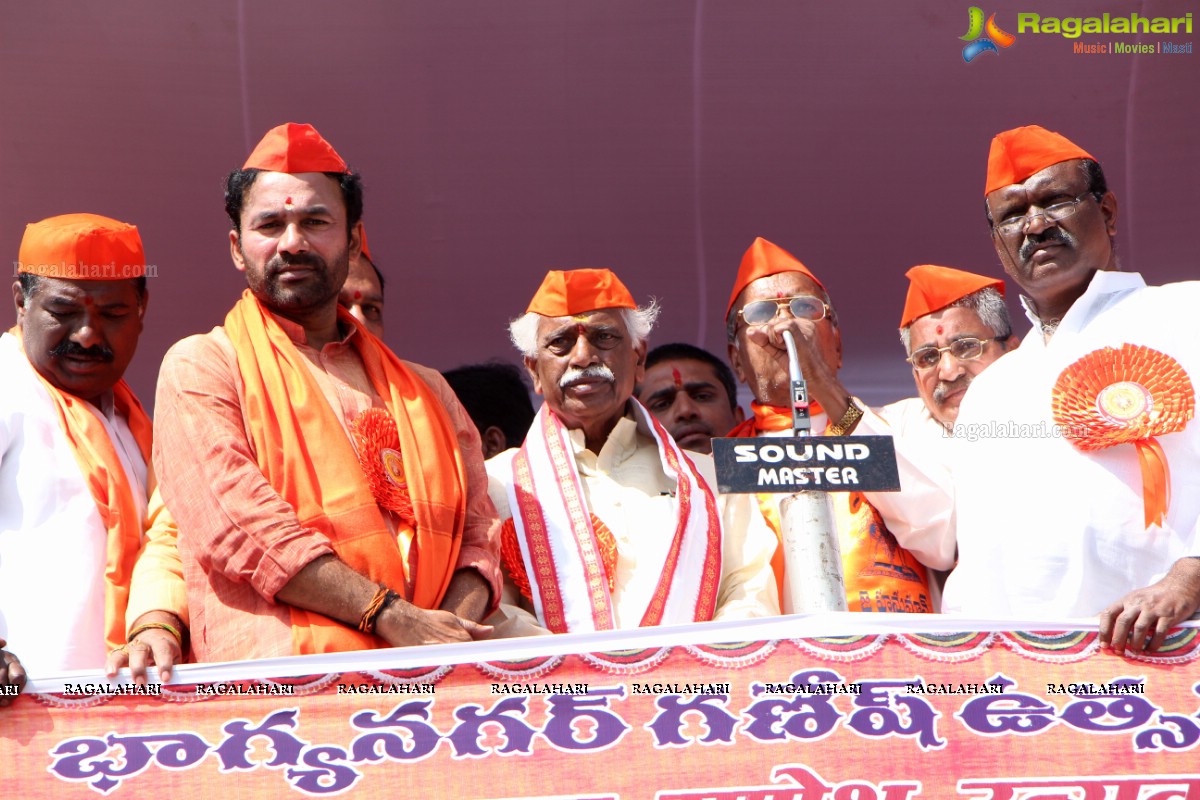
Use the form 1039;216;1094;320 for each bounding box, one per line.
12;280;25;323
832;327;843;371
732;404;746;425
350;220;364;261
229;229;247;273
1099;191;1119;237
524;355;544;396
727;339;749;385
481;426;509;460
633;340;648;383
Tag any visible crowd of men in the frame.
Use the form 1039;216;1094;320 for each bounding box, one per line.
2;121;1197;703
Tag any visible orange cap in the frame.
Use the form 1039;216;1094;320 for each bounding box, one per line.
359;224;373;263
18;213;146;280
526;269;636;316
985;125;1094;195
725;237;825;321
900;265;1004;328
243;122;348;173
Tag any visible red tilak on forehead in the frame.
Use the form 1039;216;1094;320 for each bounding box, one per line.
576;323;586;336
284;196;293;205
936;324;944;335
83;296;94;306
672;367;683;389
774;291;787;299
353;290;362;300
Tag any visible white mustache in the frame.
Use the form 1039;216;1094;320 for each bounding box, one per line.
560;364;615;389
933;375;971;404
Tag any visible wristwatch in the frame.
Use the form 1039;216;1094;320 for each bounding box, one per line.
828;397;865;436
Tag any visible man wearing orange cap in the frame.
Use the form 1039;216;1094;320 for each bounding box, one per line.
153;123;500;660
487;268;778;634
944;125;1200;653
337;226;386;339
724;237;955;613
1;214;184;689
885;265;1016;435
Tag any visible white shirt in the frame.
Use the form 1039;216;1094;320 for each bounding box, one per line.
486;415;779;632
944;272;1200;617
0;333;148;673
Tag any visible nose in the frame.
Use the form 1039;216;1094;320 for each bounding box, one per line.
935;347;965;382
71;311;104;349
1021;207;1055;236
672;392;700;421
278;221;309;254
567;333;599;368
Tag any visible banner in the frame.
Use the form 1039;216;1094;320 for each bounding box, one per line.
4;615;1200;799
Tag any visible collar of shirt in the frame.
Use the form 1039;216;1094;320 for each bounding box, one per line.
1018;270;1146;349
565;406;651;474
268;310;360;353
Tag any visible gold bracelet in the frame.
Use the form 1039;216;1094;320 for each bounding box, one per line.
828;398;865;436
127;621;183;646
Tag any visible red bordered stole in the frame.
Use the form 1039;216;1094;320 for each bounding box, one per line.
505;401;722;633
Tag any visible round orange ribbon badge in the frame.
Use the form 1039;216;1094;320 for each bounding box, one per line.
351;408;415;524
1052;344;1194;528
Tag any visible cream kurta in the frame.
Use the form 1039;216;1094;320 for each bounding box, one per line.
487;414;778;633
0;333;148;673
945;271;1200;618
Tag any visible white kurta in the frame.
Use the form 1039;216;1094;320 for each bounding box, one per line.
877;396;953;460
486;415;779;633
943;272;1200;618
0;333;148;674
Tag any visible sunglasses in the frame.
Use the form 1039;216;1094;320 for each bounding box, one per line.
907;337;999;371
736;295;830;326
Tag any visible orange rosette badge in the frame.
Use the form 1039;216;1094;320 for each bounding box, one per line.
1052;344;1194;527
351;408;415;525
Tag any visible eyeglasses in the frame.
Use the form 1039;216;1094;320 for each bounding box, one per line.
907;337;1000;370
992;191;1098;236
737;295;830;326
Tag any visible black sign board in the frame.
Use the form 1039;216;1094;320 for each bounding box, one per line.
711;436;901;494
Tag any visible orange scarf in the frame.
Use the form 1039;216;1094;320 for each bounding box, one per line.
223;292;467;653
9;328;152;650
728;401;931;613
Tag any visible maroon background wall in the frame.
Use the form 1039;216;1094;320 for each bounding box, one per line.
2;1;1196;410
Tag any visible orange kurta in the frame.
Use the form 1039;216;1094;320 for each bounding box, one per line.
728;402;932;613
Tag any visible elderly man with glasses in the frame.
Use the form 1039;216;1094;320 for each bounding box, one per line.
940;125;1200;654
724;238;955;613
880;265;1017;442
485;268;779;636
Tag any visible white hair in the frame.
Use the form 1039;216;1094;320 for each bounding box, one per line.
508;300;661;358
898;286;1011;353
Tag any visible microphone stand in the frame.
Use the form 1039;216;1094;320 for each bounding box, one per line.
778;331;848;613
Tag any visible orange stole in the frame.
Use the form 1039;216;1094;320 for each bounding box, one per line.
223;292;468;653
728;401;932;613
9;327;152;651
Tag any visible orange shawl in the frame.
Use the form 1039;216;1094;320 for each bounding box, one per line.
727;401;932;613
223;292;467;653
9;327;152;650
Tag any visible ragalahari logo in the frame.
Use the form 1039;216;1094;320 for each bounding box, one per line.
961;7;1017;62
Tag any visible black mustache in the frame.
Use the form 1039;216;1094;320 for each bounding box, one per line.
269;253;323;273
50;341;114;362
1019;227;1071;261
